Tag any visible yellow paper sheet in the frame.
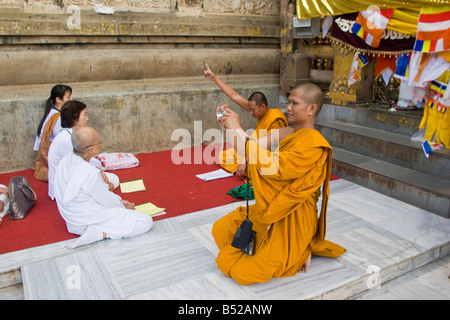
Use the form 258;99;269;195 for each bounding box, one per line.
135;202;166;217
120;179;146;193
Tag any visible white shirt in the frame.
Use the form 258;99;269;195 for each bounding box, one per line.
33;108;62;151
54;153;137;236
48;128;73;200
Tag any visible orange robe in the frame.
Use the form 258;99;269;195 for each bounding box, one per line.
212;128;346;285
219;108;288;173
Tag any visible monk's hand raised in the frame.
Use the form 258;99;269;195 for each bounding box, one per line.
204;63;215;81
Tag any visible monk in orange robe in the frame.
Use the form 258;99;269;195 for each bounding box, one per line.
212;83;346;285
204;63;288;176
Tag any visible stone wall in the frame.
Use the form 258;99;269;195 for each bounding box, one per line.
0;0;281;172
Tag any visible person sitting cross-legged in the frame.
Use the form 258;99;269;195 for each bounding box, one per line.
54;126;153;249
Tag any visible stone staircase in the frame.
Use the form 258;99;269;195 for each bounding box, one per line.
1;179;449;300
316;103;450;218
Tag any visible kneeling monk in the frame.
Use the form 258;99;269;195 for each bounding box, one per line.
212;83;346;285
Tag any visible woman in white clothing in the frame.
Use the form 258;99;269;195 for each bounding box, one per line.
48;100;119;200
33;84;72;151
48;100;89;200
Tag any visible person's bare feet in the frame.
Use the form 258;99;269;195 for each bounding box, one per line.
299;253;311;273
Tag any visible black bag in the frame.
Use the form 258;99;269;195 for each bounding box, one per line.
8;176;37;220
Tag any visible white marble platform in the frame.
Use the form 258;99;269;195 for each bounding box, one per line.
1;179;449;300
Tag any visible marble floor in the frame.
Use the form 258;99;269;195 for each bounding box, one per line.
0;179;449;300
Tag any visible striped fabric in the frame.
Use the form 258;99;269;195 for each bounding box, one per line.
348;52;369;85
352;9;395;48
426;79;448;112
414;6;450;52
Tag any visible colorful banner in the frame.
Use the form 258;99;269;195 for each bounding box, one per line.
348;52;369;85
331;13;416;55
394;53;411;80
414;6;450;52
352;9;395;48
296;0;447;20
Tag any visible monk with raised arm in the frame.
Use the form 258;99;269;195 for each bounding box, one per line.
212;83;346;285
204;63;287;176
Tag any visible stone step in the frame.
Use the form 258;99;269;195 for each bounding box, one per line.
318;103;424;137
1;180;449;300
316;120;450;180
331;147;450;218
353;104;424;137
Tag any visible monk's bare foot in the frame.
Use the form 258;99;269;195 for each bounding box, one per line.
299;253;311;273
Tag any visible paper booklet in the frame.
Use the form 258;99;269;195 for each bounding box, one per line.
135;202;166;217
196;169;234;181
120;179;146;193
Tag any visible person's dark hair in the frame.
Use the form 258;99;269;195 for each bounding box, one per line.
60;100;87;128
37;84;72;136
248;91;268;107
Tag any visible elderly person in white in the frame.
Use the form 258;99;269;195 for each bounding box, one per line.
54;126;153;249
48;100;119;200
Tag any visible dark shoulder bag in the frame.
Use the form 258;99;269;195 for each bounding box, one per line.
8;176;37;220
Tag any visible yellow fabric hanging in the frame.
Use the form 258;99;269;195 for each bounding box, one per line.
437;111;450;147
296;0;448;20
418;71;450;148
387;7;420;35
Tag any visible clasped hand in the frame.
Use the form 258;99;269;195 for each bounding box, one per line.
216;105;241;130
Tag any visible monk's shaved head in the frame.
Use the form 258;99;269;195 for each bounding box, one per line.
293;83;324;116
72;126;100;155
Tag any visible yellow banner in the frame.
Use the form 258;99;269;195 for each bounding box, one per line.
296;0;447;20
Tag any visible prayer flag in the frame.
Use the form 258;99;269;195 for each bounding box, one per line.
351;9;395;48
348;52;369;85
414;6;450;53
375;55;396;85
426;79;448;112
331;13;416;54
422;140;431;158
394;53;411;80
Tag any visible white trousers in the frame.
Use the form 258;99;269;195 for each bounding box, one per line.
107;212;153;240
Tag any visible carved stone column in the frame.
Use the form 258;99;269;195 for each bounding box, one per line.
328;46;374;107
176;0;203;16
280;0;295;97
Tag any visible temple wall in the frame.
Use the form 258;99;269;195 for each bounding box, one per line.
0;0;281;172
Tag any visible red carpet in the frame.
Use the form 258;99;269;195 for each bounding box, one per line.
0;145;339;254
0;146;244;254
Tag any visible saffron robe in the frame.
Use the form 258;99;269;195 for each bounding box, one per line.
219;108;288;173
212;129;346;285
